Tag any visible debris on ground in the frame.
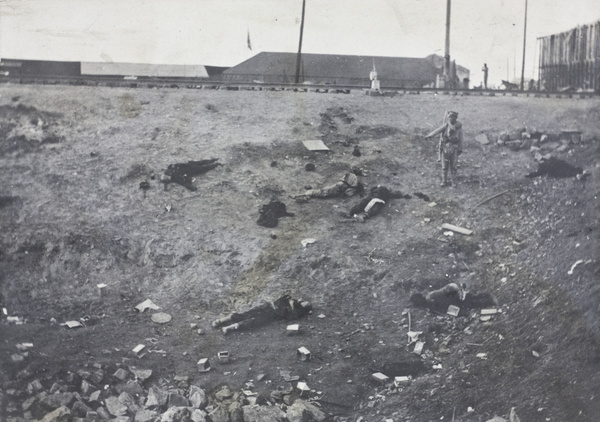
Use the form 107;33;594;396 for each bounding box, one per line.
150;313;172;324
302;139;330;151
135;299;161;312
301;238;317;248
441;223;473;235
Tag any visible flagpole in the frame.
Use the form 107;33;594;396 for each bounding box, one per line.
295;0;306;84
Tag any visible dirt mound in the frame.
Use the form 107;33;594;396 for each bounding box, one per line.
1;86;599;422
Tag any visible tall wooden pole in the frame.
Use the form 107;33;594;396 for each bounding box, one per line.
444;0;451;85
520;0;528;90
295;0;307;84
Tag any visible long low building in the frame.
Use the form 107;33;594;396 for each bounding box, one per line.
218;52;468;89
0;58;213;79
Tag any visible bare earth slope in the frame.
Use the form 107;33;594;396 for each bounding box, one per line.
1;85;599;421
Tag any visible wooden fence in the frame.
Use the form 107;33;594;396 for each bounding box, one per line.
538;20;600;92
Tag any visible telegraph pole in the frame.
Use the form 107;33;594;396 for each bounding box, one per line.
520;0;528;90
444;0;451;86
295;0;307;84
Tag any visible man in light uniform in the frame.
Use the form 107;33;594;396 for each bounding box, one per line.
425;111;463;187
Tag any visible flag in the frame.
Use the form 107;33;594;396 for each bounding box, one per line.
247;29;252;50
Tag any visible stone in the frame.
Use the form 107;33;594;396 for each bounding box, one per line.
146;386;168;409
159;406;191;422
229;402;244;422
96;406;112;420
117;381;145;396
22;396;38;412
80;380;94;395
214;386;233;401
119;391;141;413
130;368;153;382
41;392;76;410
89;390;102;402
475;134;490;145
85;411;100;421
167;392;189;407
207;405;229;422
77;370;92;380
286;400;327;422
243;404;287;422
105;396;128;417
11;353;25;362
173;375;190;389
190;409;208;422
28;379;44;393
91;369;105;384
66;371;82;386
188;385;207;409
113;368;129;381
134;409;160;422
72;400;94;417
40;405;71;422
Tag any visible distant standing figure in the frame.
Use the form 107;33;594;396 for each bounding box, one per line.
425;111;464;187
370;69;381;92
482;63;489;89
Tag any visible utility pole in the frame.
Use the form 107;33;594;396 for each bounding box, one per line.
520;0;528;90
444;0;451;87
295;0;307;84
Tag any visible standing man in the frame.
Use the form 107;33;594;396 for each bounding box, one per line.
425;111;463;187
482;63;489;89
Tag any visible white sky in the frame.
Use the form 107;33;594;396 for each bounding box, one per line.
0;0;598;86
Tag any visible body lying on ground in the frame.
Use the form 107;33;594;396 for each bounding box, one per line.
161;158;221;191
346;185;409;222
292;173;364;201
212;294;312;334
410;283;497;315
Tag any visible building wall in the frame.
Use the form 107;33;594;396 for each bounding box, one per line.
1;59;81;77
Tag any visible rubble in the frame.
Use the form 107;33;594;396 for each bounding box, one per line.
151;313;172;324
441;223;473;236
135;299;161;312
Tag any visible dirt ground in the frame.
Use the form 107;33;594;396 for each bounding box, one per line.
1;84;599;422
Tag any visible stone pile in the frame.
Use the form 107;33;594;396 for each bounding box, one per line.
2;362;328;422
494;128;583;153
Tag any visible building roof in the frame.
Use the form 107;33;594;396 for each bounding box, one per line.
224;52;439;82
81;62;209;78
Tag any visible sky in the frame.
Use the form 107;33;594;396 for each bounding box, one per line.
0;0;598;87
